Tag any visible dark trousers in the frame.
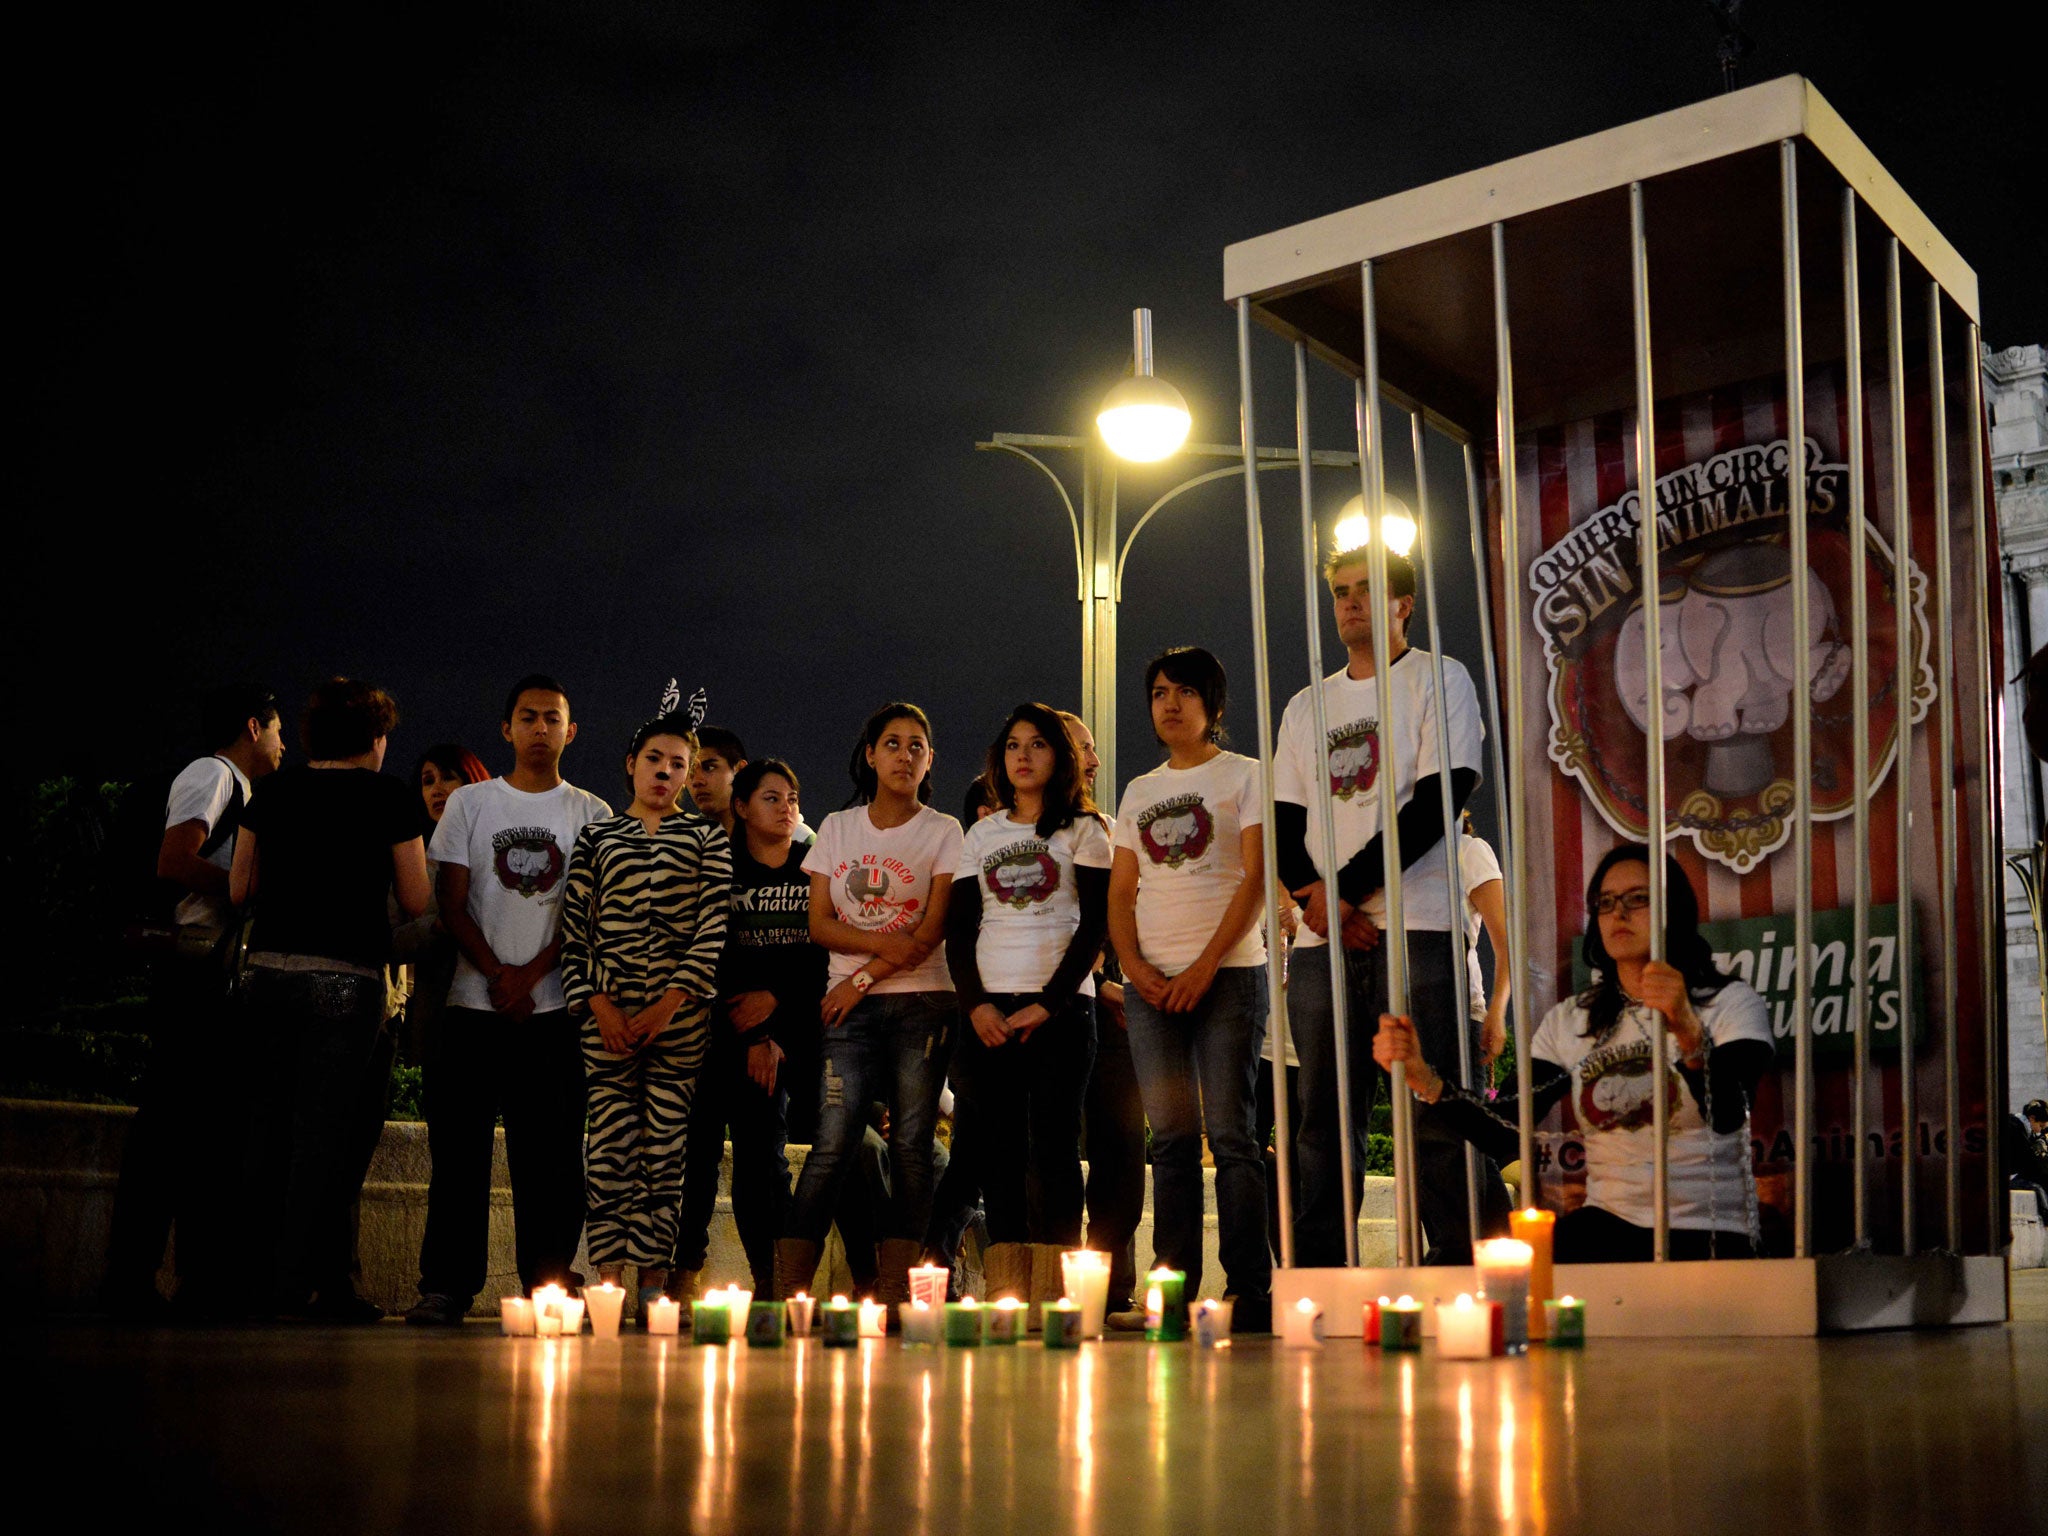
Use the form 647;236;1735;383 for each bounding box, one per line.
104;959;246;1306
1082;1014;1147;1308
1554;1203;1757;1262
245;966;392;1308
1254;1058;1300;1265
956;993;1096;1246
1125;965;1271;1299
417;1006;587;1301
673;1029;791;1292
1291;935;1510;1267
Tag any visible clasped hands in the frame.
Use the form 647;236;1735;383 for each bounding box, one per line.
971;1000;1051;1047
1293;881;1382;951
590;988;691;1055
1125;953;1218;1015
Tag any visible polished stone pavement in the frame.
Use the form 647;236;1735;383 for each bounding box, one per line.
15;1274;2047;1535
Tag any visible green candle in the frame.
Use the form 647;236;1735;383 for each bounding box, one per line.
982;1298;1026;1344
944;1300;983;1346
1041;1301;1083;1349
691;1298;732;1345
821;1297;860;1348
1543;1296;1587;1347
744;1300;785;1346
1143;1268;1187;1342
1380;1297;1423;1351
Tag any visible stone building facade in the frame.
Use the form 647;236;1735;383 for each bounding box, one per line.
1990;342;2048;1112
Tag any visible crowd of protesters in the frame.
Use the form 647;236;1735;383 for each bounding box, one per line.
106;541;1774;1331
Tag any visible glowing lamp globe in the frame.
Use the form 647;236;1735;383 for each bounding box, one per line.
1097;373;1192;462
1333;493;1417;558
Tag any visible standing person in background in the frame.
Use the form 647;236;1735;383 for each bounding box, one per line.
405;676;611;1326
946;704;1110;1295
1109;647;1272;1330
231;678;429;1320
1458;813;1511;1084
393;744;491;1061
104;688;284;1320
672;758;823;1301
777;703;961;1311
562;708;731;1319
687;726;749;836
1058;709;1146;1323
1275;546;1490;1266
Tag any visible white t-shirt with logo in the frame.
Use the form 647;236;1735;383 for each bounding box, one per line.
1113;751;1268;974
803;803;965;994
1461;835;1503;1022
1274;650;1483;943
1530;980;1771;1233
431;777;614;1013
164;755;252;930
955;812;1113;996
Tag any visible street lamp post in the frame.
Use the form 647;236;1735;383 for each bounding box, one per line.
977;310;1358;797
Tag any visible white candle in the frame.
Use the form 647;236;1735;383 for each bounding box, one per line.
726;1286;754;1321
1279;1295;1325;1348
555;1296;586;1336
1060;1250;1111;1338
1192;1297;1235;1348
532;1284;566;1336
908;1263;950;1312
644;1295;682;1336
785;1292;815;1337
1474;1239;1534;1354
901;1299;944;1345
857;1297;888;1338
499;1297;535;1337
586;1283;625;1339
1435;1293;1501;1359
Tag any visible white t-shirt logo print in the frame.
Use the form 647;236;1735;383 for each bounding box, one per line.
984;843;1059;909
1136;796;1213;868
493;826;566;897
1327;721;1379;801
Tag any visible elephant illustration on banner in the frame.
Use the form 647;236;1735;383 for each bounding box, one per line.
1615;543;1852;797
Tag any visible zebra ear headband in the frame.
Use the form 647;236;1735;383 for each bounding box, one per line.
658;678;709;732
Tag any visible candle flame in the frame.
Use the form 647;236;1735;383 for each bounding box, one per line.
1453;1293;1475;1309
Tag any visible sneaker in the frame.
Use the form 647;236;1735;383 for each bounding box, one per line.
1105;1308;1149;1332
1224;1293;1272;1334
405;1293;471;1327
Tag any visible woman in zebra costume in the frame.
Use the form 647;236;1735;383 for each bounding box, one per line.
561;703;732;1313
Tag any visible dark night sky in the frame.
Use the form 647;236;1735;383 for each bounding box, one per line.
24;3;2040;828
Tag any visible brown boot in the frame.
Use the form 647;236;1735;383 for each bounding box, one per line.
876;1239;923;1307
1027;1245;1068;1327
774;1238;821;1304
666;1268;703;1304
980;1242;1032;1304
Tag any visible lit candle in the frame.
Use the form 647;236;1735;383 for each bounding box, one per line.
943;1298;983;1346
1379;1295;1424;1351
822;1295;859;1348
644;1295;682;1336
901;1299;944;1345
982;1296;1026;1344
1544;1295;1587;1348
555;1295;586;1336
1435;1293;1504;1359
1143;1268;1187;1342
533;1284;566;1336
499;1296;535;1337
690;1296;731;1344
1509;1208;1556;1342
1060;1250;1112;1339
1040;1299;1083;1349
745;1299;785;1346
1474;1238;1534;1354
908;1263;950;1312
586;1283;625;1340
1279;1295;1325;1349
1192;1297;1235;1348
857;1297;888;1339
1363;1294;1391;1346
785;1292;815;1338
726;1286;755;1321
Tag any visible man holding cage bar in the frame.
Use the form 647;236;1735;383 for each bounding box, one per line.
1274;542;1507;1266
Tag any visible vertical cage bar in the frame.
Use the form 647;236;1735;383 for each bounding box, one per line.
1929;281;1961;1253
1630;181;1673;1262
1843;185;1873;1250
1887;238;1919;1257
1463;446;1514;905
1492;221;1539;1190
1294;341;1359;1267
1967;323;2001;1256
1412;410;1485;1242
1236;299;1299;1271
1361;261;1421;1267
1781;141;1816;1261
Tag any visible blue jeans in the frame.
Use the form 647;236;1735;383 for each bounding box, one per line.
1125;965;1271;1299
786;991;953;1247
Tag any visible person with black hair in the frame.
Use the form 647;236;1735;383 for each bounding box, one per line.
562;712;731;1315
778;703;963;1308
1110;647;1272;1327
405;675;611;1326
231;678;431;1319
671;758;825;1300
688;725;749;835
1374;842;1775;1261
102;687;284;1319
945;703;1111;1292
1276;543;1492;1266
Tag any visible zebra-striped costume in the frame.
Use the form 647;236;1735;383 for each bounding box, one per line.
561;809;732;1268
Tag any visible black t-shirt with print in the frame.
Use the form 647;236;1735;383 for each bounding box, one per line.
719;834;827;1048
242;765;421;968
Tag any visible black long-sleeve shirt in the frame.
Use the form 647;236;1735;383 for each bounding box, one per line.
1273;767;1479;906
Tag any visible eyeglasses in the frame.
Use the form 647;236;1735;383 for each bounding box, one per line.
1591;890;1652;917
